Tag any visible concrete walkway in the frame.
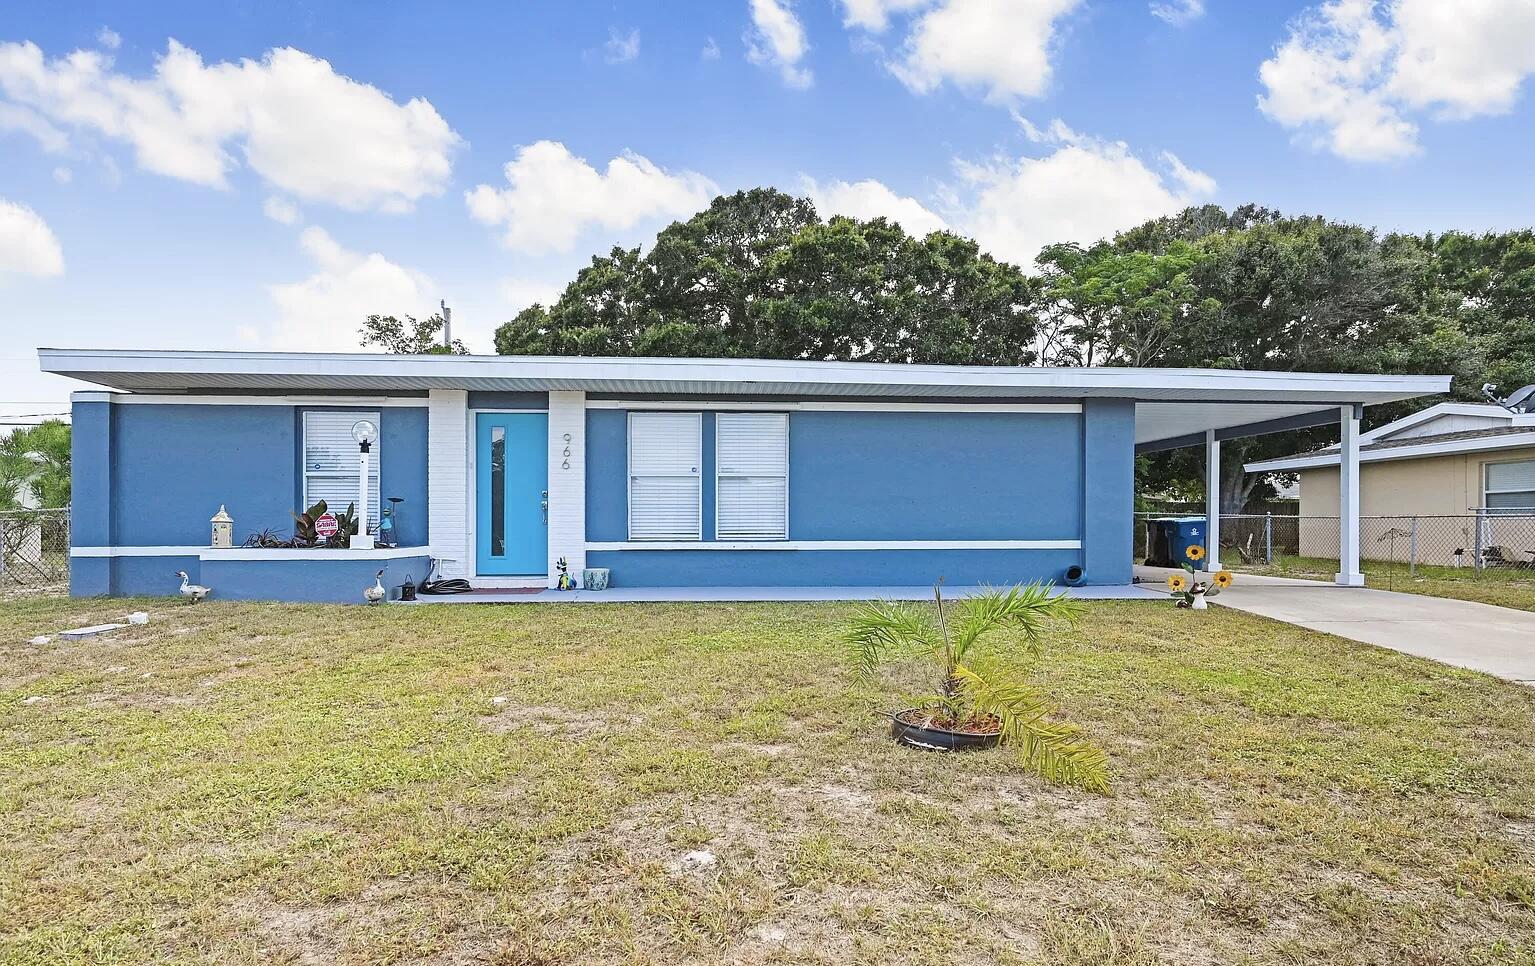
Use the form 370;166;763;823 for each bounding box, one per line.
1136;566;1535;684
403;583;1163;605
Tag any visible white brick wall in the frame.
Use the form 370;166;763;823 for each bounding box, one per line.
428;390;469;578
546;390;587;587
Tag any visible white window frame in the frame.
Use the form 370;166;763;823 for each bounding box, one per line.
302;410;381;524
714;412;789;541
627;411;702;541
1483;457;1535;511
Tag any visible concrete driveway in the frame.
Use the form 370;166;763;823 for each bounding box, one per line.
1135;567;1535;684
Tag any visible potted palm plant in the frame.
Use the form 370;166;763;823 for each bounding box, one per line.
847;580;1109;792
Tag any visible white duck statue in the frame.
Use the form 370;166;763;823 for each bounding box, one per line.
364;569;387;605
175;570;212;603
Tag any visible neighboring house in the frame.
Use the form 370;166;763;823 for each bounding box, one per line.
41;348;1445;601
1245;402;1535;562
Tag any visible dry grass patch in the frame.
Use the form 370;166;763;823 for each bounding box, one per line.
2;594;1534;964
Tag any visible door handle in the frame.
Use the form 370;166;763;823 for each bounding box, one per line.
540;490;549;525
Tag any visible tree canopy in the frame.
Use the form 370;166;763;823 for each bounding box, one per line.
0;420;71;511
403;190;1535;510
493;188;1041;365
360;313;468;355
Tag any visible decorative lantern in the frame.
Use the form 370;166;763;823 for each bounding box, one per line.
350;419;379;549
211;505;234;549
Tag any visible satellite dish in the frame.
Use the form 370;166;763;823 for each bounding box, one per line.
1482;383;1535;413
1505;385;1535;413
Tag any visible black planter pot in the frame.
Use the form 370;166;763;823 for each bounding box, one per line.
888;708;1003;752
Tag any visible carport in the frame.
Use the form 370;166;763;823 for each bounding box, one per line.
1133;373;1451;586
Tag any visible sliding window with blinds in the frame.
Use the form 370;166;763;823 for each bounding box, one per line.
302;411;381;522
628;412;702;540
715;412;789;540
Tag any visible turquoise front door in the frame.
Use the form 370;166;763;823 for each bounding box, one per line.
475;413;548;575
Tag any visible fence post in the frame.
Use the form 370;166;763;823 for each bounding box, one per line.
0;517;6;581
1474;508;1485;575
1409;516;1418;578
1264;512;1273;564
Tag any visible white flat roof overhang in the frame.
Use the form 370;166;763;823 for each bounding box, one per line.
38;348;1451;447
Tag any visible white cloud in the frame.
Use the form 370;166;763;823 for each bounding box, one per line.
838;0;934;31
1160;151;1217;196
1259;0;1535;162
263;195;301;225
1150;0;1204;26
466;140;717;255
266;226;433;351
802;176;949;235
97;27;121;50
0;39;462;211
500;276;565;312
0;199;64;278
0;101;68;152
947;124;1215;267
702;36;722;60
605;28;641;64
51;166;71;184
746;0;814;89
890;0;1083;101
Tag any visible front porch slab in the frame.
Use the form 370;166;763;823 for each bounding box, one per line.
400;583;1162;603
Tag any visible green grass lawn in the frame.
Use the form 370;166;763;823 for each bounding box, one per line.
1227;555;1535;613
3;594;1535;965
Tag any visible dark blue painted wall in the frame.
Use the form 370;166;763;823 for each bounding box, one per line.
788;411;1081;540
586;409;629;542
586;409;1084;543
113;404;296;546
200;554;432;603
70;401;112;547
72;400;429;550
586;548;1082;587
1081;400;1135;585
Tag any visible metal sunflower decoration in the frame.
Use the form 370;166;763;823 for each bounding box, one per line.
1167;543;1232;610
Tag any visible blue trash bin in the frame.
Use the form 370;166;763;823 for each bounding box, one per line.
1148;517;1206;567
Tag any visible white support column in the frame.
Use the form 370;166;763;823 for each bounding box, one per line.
1204;429;1221;572
1336;403;1365;586
428;389;469;578
546;390;587;588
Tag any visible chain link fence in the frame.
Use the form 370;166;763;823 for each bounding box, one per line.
0;507;70;589
1136;510;1535;577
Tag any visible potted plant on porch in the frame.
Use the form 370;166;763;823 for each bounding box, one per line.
846;580;1109;792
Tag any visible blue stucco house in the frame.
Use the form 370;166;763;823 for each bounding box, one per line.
39;348;1448;602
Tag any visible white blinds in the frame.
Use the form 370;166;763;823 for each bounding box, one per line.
629;412;701;540
303;411;380;523
1486;459;1535;509
716;412;788;540
1487;459;1535;492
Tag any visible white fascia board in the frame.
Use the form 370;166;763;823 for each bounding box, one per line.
586;539;1082;551
71;546;434;559
37;347;1450;404
1245;430;1535;473
1358;402;1513;443
585;400;1081;413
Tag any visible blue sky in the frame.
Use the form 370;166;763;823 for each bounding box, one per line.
5;0;1535;420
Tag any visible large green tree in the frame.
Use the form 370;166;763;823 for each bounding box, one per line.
0;420;71;511
360;313;468;354
494;189;1041;365
1086;205;1464;510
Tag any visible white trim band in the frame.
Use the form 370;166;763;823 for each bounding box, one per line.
585;539;1081;551
586;400;1082;413
1245;430;1535;473
71;392;429;407
72;546;434;560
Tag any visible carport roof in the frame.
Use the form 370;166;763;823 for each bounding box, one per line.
38;348;1450;447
